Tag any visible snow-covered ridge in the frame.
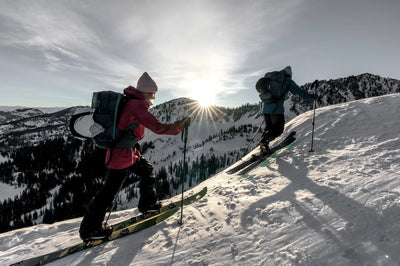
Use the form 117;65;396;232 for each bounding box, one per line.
0;73;399;150
286;73;400;120
1;93;400;265
0;106;65;113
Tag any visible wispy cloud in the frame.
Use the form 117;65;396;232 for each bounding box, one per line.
112;0;304;101
0;0;302;103
3;0;397;107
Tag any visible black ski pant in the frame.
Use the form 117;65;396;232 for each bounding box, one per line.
261;114;285;144
79;157;157;234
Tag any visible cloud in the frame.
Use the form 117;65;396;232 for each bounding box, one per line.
116;0;305;100
0;0;306;106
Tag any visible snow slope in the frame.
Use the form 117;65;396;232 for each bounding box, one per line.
0;183;24;202
1;93;400;266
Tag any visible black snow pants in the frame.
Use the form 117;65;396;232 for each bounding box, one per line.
260;114;285;144
79;157;157;234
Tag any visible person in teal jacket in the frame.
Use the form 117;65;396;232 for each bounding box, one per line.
257;66;317;152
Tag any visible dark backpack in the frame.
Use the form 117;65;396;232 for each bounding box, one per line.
69;91;139;149
256;70;290;103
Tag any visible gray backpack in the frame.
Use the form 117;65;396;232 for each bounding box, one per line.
256;66;291;103
70;91;139;149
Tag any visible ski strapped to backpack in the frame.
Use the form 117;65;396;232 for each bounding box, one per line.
256;66;292;104
69;91;139;149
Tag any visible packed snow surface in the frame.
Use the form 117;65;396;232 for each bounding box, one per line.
1;94;400;265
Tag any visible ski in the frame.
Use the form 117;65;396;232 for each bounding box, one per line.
237;137;296;175
12;187;207;266
227;131;296;175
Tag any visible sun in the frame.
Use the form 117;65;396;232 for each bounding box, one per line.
197;94;215;108
181;78;220;108
187;80;219;108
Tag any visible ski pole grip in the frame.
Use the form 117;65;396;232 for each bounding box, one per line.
311;79;319;89
184;116;191;128
312;80;319;95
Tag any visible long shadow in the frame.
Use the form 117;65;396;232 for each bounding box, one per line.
170;224;182;265
241;156;400;264
72;226;158;265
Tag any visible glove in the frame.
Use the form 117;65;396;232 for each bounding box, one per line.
135;143;142;153
177;116;191;128
311;79;319;88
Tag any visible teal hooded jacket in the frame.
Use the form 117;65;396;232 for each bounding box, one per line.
261;66;316;114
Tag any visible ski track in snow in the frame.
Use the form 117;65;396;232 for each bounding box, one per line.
1;94;400;266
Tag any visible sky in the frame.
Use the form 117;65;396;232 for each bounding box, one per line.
0;0;399;108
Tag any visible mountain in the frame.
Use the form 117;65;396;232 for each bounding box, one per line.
0;106;85;148
285;73;400;120
2;93;400;265
1;73;399;149
0;73;399;234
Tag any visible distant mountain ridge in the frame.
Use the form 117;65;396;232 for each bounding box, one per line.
0;106;65;117
0;72;399;153
0;107;85;148
286;73;400;119
0;72;399;150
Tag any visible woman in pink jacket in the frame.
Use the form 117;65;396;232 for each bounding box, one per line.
79;72;189;241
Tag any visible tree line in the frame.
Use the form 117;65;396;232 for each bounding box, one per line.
0;136;240;233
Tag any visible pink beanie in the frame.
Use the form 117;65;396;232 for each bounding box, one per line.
136;72;158;93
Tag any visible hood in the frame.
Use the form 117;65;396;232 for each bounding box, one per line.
123;86;150;108
281;66;292;78
124;86;145;99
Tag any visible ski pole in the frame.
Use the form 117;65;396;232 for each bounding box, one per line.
179;117;191;225
246;119;264;152
309;80;319;152
244;102;264;153
104;175;127;225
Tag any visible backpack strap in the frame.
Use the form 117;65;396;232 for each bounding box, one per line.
105;120;140;166
112;94;140;148
105;95;140;166
114;121;140;148
112;93;123;141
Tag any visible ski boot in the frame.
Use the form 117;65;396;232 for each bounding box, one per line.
259;141;271;154
138;202;162;216
80;224;113;242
